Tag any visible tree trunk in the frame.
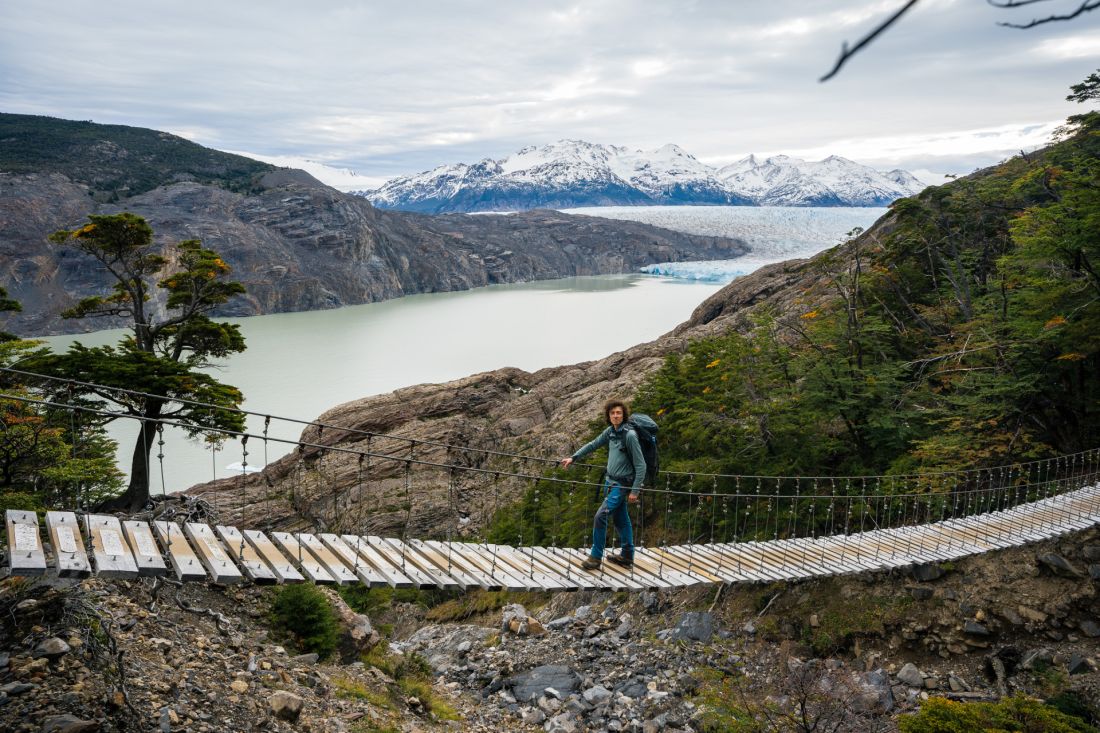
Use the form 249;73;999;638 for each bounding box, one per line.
100;399;164;512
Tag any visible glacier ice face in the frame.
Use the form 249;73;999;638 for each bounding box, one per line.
559;205;888;284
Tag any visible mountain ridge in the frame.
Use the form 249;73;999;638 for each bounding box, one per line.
360;139;927;213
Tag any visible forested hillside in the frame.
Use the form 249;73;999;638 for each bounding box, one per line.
0;113;273;200
636;109;1100;478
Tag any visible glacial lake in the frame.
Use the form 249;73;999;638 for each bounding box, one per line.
41;205;887;492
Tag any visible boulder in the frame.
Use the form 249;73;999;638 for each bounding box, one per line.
269;691;304;722
849;669;895;714
963;621;991;637
668;612;715;643
507;665;582;703
323;589;380;662
897;663;924;688
33;638;71;660
40;715;99;733
910;564;946;582
1036;553;1084;578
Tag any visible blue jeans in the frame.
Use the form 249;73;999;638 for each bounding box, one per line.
591;480;634;560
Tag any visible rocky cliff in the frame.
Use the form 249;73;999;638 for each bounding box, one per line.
0;169;747;336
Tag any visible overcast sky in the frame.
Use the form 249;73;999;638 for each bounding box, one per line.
2;0;1098;188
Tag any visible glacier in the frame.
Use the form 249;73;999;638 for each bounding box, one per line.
559;205;888;284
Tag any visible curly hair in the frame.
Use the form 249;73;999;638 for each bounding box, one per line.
603;399;630;425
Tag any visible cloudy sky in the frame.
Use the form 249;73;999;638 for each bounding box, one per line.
2;0;1098;188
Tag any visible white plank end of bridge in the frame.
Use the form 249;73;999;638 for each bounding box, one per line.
122;520;168;576
271;532;336;585
296;533;358;586
44;511;90;577
85;514;139;579
184;523;244;585
317;534;390;588
153;521;209;582
242;529;304;584
338;535;417;589
6;509;47;576
215;526;278;584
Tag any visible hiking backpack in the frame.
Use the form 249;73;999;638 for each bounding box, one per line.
623;413;659;487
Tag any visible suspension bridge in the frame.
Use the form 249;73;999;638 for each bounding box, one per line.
3;370;1100;591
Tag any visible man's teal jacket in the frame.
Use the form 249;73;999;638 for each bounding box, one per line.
571;424;646;495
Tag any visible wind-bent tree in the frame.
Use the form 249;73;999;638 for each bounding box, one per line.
36;213;247;511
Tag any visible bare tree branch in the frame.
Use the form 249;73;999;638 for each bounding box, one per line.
988;0;1056;7
820;0;921;82
998;0;1099;27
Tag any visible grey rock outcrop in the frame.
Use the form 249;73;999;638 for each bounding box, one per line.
0;171;747;336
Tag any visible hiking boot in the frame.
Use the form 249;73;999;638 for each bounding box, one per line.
607;554;633;569
581;556;602;571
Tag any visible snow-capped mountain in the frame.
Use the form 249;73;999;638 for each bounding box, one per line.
358;140;927;213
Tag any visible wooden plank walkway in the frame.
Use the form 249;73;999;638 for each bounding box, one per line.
5;483;1100;590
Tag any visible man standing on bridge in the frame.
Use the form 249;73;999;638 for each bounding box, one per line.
560;399;645;571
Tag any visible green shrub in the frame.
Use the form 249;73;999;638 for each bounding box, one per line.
899;696;1097;733
1047;692;1100;728
270;584;339;660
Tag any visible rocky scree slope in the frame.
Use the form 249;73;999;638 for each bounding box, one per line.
0;169;747;336
0;524;1096;732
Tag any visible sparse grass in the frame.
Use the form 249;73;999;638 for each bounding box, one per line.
397;678;461;721
358;643;461;722
690;666;762;733
803;595;913;656
423;589;549;623
332;676;394;710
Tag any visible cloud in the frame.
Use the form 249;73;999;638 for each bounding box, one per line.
1;0;1095;180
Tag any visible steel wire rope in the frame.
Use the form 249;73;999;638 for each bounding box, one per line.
156;424;167;500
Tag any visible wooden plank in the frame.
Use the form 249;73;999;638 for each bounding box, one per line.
356;536;439;588
152;521;208;582
408;539;487;590
6;510;47;576
641;546;722;584
297;533;357;586
630;548;709;586
45;511;91;578
242;529;304;584
423;540;520;591
525;546;593;591
487;543;576;591
695;542;787;582
539;548;606;591
377;538;462;590
270;532;336;585
318;534;391;588
215;526;278;584
686;543;776;583
85;514;139;579
184;523;244;585
446;541;543;591
122;520;169;577
339;534;417;589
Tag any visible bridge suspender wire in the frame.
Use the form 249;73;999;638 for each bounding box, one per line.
7;367;1100;499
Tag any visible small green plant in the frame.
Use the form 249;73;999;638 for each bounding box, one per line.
1047;692;1100;728
397;678;460;721
690;667;763;733
269;584;339;660
332;676;393;710
899;695;1097;733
